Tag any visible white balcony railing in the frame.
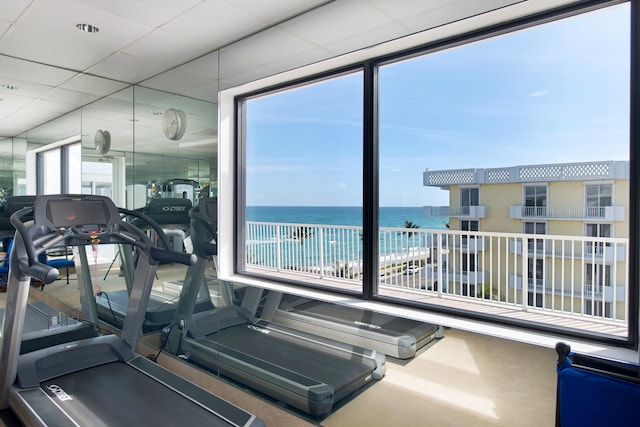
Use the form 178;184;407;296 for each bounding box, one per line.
423;205;487;218
510;205;625;221
245;222;629;327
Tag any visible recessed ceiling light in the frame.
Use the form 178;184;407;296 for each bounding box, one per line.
75;23;99;33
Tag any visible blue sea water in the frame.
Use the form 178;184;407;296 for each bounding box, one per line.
246;206;448;230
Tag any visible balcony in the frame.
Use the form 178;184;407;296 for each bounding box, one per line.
509;275;626;303
245;222;629;339
510;205;625;221
424;205;486;218
509;239;627;262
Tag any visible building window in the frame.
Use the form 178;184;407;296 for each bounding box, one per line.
586;184;613;217
524;185;547;217
460;187;479;215
524;221;546;253
586;223;612;254
585;301;612;318
528;258;545;308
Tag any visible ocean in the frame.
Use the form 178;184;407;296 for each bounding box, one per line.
246;206;448;230
245;206;446;268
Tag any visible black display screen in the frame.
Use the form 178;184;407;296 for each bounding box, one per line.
46;199;109;228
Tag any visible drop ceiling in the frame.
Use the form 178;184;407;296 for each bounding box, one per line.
0;0;579;149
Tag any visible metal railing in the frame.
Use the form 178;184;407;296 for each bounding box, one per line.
245;221;629;327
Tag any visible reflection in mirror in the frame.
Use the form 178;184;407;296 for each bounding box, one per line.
128;86;217;210
0;138;12;200
81;86;134;209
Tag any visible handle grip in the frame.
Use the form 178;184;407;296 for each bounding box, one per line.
28;262;60;285
149;247;196;266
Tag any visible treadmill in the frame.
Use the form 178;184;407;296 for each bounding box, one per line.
0;194;264;427
263;293;442;359
95;197;214;332
165;199;386;418
0;195;99;354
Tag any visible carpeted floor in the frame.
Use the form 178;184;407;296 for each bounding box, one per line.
0;263;558;426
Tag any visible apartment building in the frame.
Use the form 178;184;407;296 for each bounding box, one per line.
423;160;629;321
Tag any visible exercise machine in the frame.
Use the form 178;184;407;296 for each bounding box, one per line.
0;195;99;354
96;197;214;331
263;293;442;359
165;198;386;418
0;194;264;426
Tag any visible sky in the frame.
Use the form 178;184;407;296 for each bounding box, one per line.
245;4;630;207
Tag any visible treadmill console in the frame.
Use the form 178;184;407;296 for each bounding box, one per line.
45;199;111;232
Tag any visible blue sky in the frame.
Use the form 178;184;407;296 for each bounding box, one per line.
245;4;629;207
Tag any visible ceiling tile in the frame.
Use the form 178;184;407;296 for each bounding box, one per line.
0;56;76;86
223;27;316;66
0;26;114;71
87;52;172;84
281;0;393;46
59;74;130;98
401;0;524;32
122;29;210;71
40;86;100;107
86;0;202;28
323;22;409;56
369;0;461;20
160;1;267;51
14;0;152;51
226;0;331;23
0;21;11;38
0;0;32;23
25;98;79;114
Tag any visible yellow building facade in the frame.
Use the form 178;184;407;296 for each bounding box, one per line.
423;161;629;321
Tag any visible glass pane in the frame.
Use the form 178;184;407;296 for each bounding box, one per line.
67;142;82;194
41;149;61;195
378;4;630;331
243;72;363;292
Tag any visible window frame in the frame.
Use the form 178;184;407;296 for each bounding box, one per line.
228;0;639;349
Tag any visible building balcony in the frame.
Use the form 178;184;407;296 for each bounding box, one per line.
423;205;486;218
509;239;627;262
509;275;625;303
510;205;625;221
246;221;629;337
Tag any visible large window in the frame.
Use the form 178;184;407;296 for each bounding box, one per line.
586;183;613;217
524;186;547;217
35;141;81;195
235;2;634;345
241;72;363;291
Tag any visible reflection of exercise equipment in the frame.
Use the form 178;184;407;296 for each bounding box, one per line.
264;292;442;359
0;195;98;354
166;197;385;418
555;342;640;426
145;179;202;205
96;197;213;332
0;194;264;426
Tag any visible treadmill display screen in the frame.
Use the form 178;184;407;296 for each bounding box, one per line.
46;200;109;228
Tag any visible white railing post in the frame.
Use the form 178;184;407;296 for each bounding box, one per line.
318;227;325;278
275;225;282;271
521;235;528;312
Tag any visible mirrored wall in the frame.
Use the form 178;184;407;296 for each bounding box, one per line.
0;52;219;212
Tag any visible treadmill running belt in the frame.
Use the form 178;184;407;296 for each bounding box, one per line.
39;362;234;427
293;300;436;336
207;323;376;390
